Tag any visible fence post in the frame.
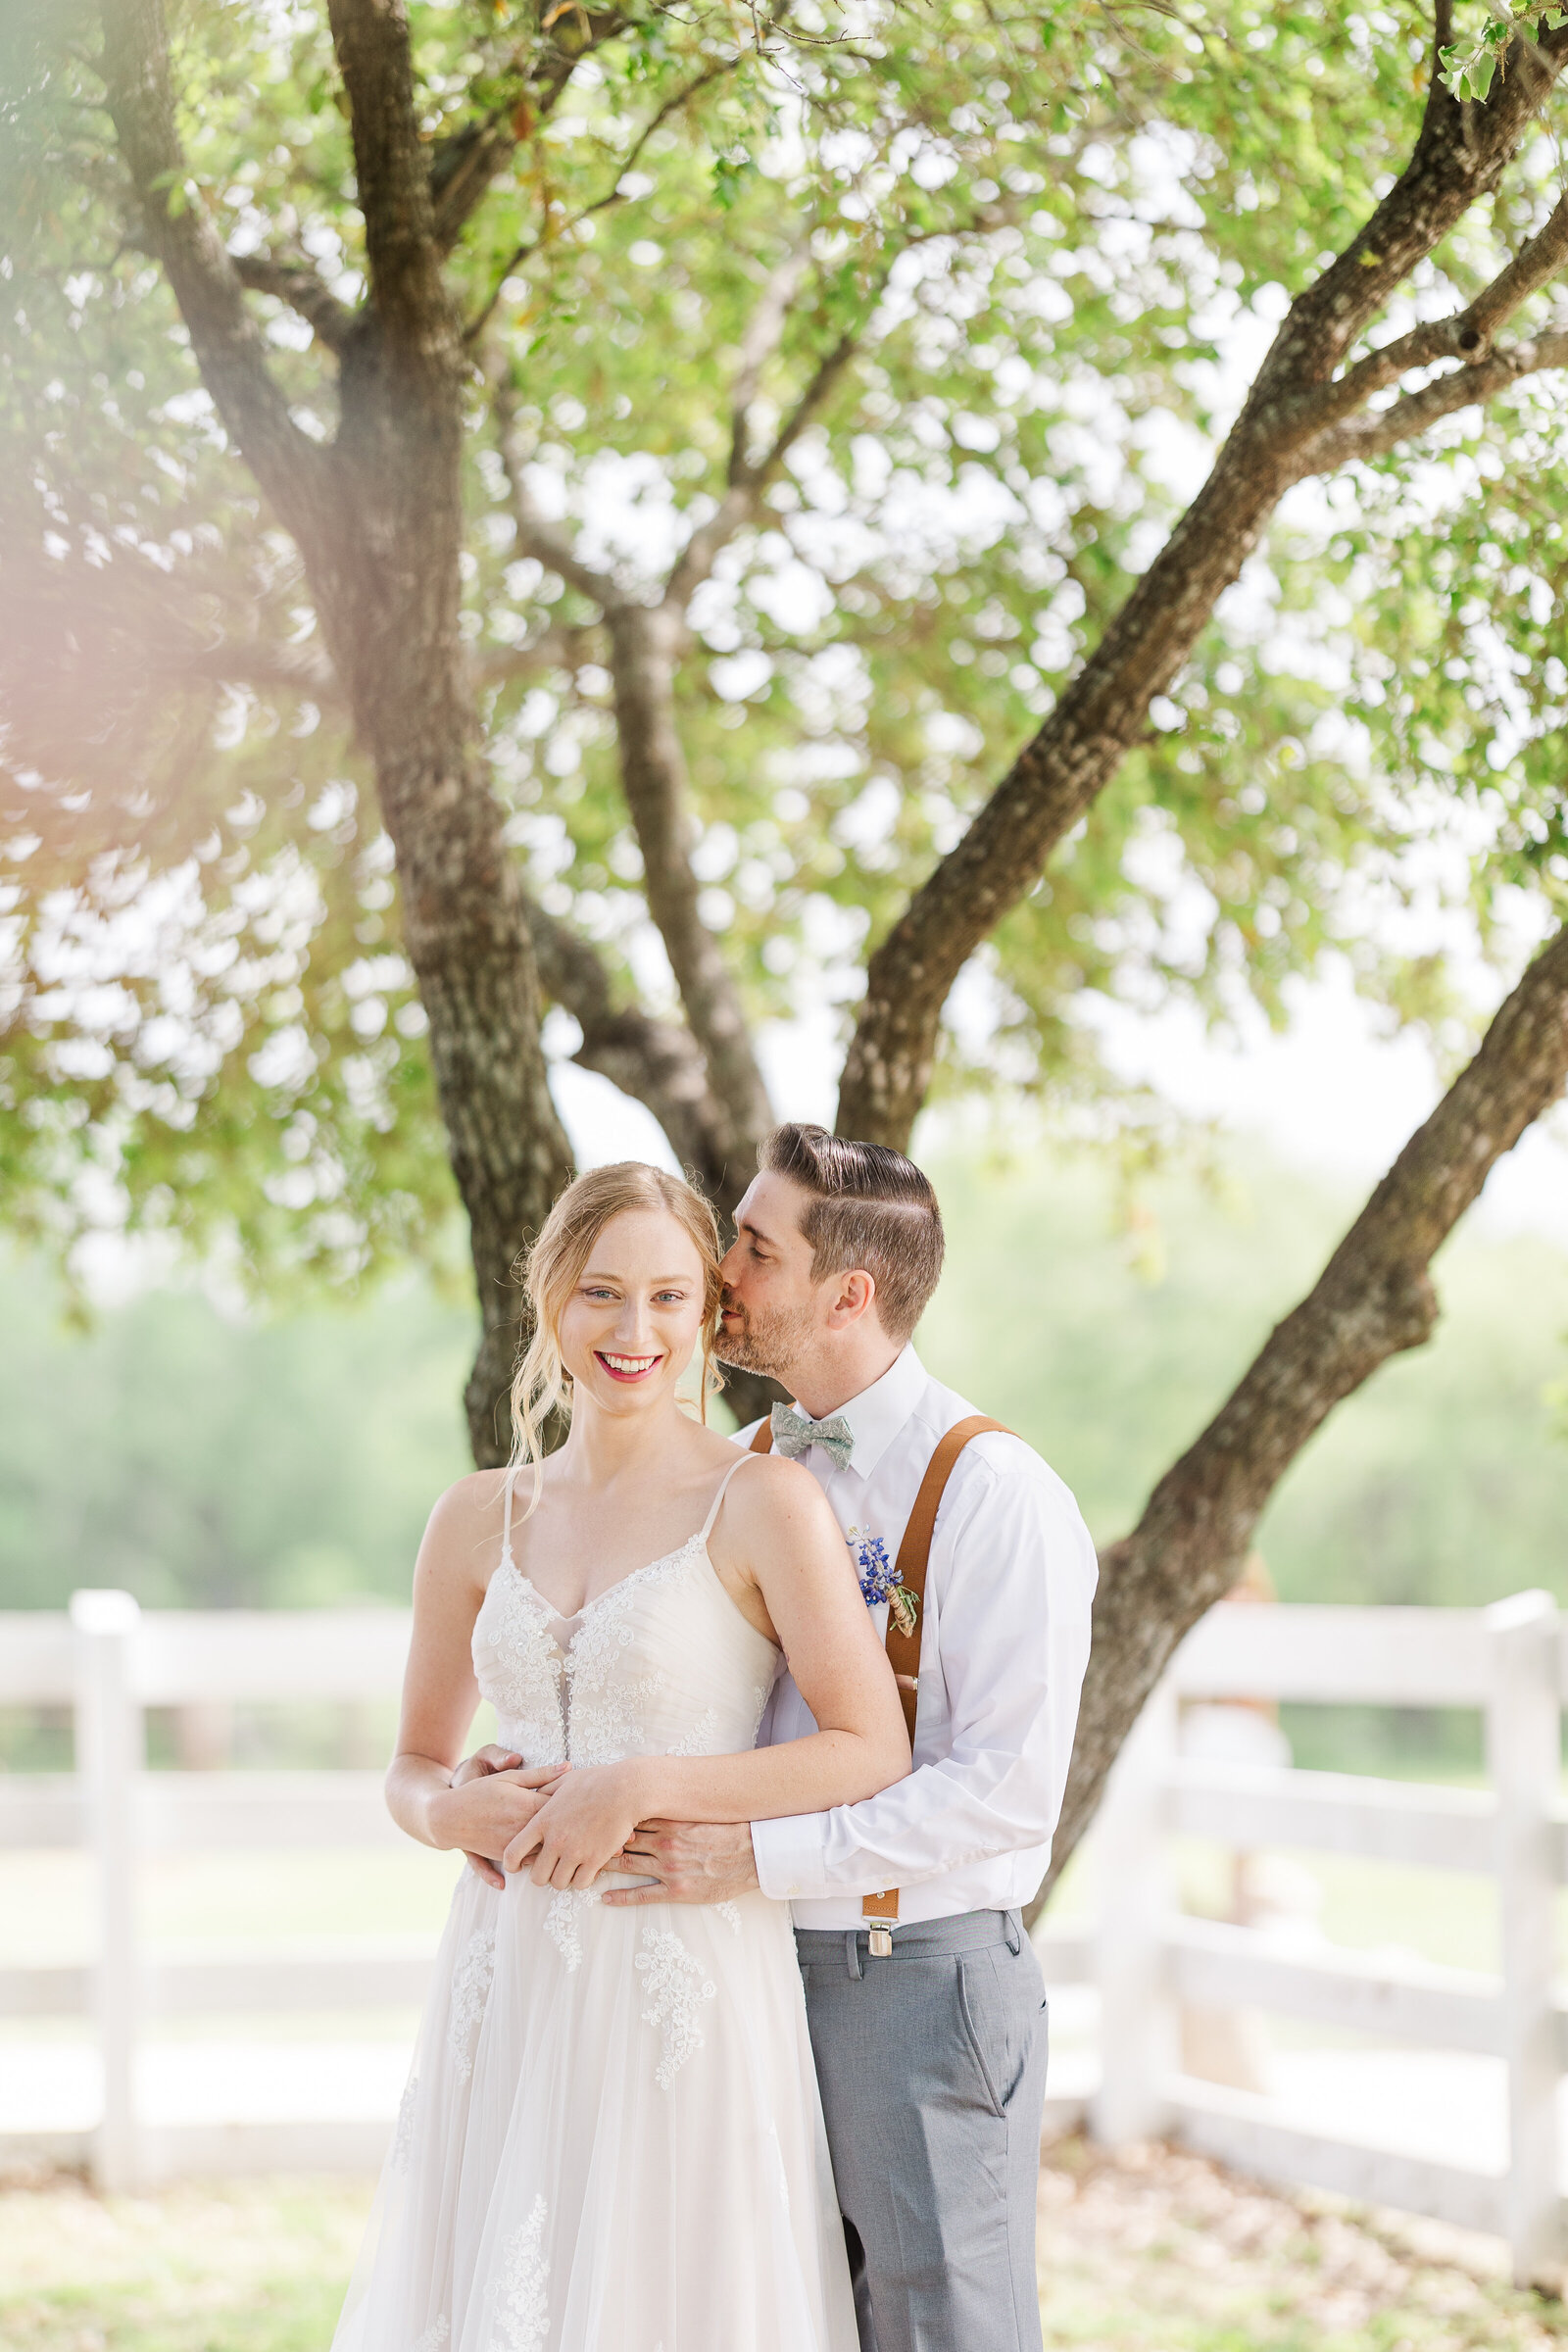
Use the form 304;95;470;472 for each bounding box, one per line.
1092;1670;1178;2145
1486;1590;1561;2285
72;1589;143;2195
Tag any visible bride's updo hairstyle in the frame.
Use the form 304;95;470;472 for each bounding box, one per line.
508;1162;725;1515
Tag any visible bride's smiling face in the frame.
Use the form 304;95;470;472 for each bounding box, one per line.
557;1207;711;1415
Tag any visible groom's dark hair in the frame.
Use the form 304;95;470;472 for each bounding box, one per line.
760;1124;945;1344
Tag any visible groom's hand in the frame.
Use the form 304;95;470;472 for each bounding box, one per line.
601;1820;760;1907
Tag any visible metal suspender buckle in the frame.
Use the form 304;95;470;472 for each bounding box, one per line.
864;1895;897;1958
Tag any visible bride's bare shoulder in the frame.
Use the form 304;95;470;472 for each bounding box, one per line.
725;1451;836;1538
416;1469;515;1584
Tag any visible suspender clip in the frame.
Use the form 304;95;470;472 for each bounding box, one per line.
864;1893;898;1957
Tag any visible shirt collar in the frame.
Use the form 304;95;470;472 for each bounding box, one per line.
809;1344;926;1482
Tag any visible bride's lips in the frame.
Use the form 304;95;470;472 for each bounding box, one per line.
594;1350;663;1384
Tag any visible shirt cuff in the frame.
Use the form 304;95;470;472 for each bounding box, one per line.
750;1809;830;1903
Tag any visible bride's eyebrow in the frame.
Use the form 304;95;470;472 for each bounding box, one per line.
580;1268;695;1284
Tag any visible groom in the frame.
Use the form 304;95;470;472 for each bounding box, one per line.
604;1124;1098;2352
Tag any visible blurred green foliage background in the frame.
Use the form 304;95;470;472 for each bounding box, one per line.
4;1136;1563;1623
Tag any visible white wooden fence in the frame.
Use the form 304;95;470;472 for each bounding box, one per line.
4;1588;1568;2280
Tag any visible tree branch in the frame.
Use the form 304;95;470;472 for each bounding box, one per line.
1038;919;1568;1906
1303;324;1568;469
834;15;1568;1150
324;0;452;356
1306;181;1568;421
491;337;770;1159
231;251;359;352
663;314;857;610
728;244;812;456
429;13;627;254
470;621;605;690
1248;13;1567;406
605;603;775;1162
521;893;744;1201
463;53;735;345
663;211;1008;612
96;0;331;539
492;364;624;609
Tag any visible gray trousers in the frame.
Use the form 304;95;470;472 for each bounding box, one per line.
796;1910;1048;2352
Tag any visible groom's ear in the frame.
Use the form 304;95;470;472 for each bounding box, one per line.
822;1266;878;1330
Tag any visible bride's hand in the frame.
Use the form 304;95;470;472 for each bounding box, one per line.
505;1764;649;1889
434;1759;567;1884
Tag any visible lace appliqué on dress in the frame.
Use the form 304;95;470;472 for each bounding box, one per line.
635;1923;717;2089
492;2193;550;2352
544;1887;593;1972
448;1927;496;2083
390;2074;418;2175
564;1551;695;1764
668;1706;719;1756
412;2318;449;2352
713;1900;743;1936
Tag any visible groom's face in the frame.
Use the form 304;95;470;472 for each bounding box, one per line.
715;1172;823;1382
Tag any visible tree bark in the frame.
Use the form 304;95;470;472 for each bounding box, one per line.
1028;920;1568;1922
835;19;1568;1151
323;0;574;1465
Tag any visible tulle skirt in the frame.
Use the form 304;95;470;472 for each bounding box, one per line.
331;1863;858;2352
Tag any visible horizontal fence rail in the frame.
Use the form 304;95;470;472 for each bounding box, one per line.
4;1588;1568;2279
1090;1588;1568;2284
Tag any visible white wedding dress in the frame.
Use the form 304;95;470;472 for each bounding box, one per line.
331;1455;858;2352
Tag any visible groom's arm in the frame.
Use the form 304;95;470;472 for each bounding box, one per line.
750;1449;1095;1898
609;1447;1096;1908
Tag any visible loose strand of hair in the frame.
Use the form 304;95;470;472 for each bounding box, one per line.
508;1316;570;1521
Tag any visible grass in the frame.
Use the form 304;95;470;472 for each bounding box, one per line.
1037;2138;1568;2352
0;2174;368;2352
5;2146;1567;2352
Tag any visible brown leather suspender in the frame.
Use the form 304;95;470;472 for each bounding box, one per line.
749;1411;1008;1951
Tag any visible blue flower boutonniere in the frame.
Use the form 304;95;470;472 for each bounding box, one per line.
848;1528;918;1640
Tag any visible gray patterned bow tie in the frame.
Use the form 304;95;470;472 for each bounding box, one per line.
770;1402;855;1469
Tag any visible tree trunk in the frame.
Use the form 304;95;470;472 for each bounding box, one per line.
323;317;572;1463
100;0;577;1470
1028;921;1568;1922
321;0;577;1452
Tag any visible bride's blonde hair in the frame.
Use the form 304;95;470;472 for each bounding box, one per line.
508;1161;725;1516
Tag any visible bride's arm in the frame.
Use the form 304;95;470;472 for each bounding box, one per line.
514;1458;910;1888
386;1475;565;1864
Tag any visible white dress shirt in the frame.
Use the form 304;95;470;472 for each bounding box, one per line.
737;1345;1098;1929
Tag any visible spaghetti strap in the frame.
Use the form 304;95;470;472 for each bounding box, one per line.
500;1465;516;1563
698;1451;755;1544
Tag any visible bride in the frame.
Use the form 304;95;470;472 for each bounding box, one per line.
331;1161;909;2352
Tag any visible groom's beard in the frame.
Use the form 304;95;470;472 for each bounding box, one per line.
714;1295;813;1385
